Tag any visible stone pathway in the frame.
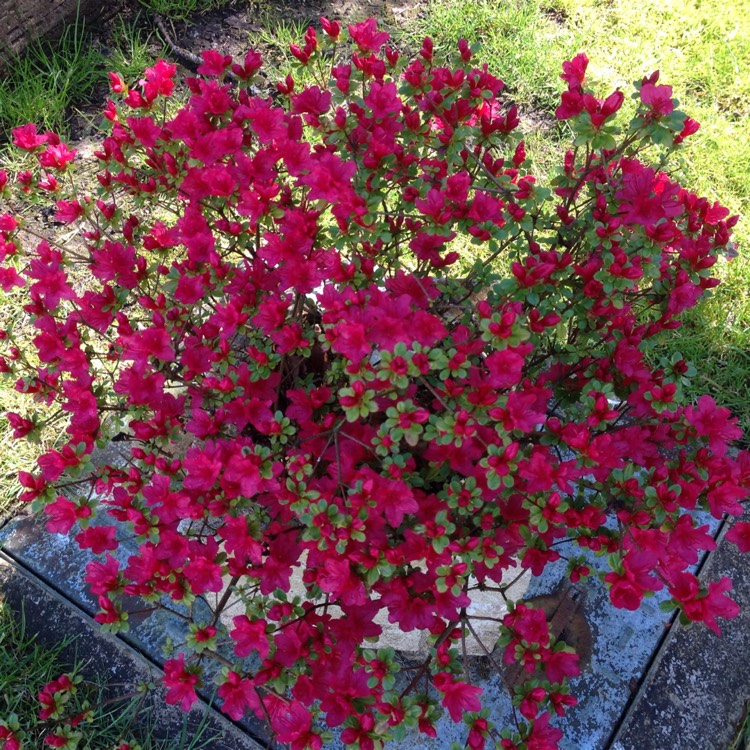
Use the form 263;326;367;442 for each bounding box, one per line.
2;505;748;749
610;511;750;750
0;546;265;750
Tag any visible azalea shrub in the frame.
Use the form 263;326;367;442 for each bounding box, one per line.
0;16;748;750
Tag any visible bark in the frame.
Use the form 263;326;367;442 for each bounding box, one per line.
0;0;126;68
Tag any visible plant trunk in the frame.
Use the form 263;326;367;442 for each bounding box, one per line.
0;0;125;69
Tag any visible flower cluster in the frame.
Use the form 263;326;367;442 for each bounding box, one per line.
0;18;746;750
1;673;92;749
0;668;158;750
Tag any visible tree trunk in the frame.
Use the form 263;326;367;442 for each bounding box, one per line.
0;0;126;67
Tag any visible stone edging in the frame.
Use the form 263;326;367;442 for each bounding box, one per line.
0;550;267;750
608;512;750;750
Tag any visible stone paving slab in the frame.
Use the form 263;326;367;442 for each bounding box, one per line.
1;504;745;749
609;511;750;750
0;549;267;750
0;511;680;750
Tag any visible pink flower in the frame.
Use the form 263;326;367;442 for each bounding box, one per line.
218;671;258;720
45;496;91;534
163;655;200;711
667;515;717;565
76;525;117;554
120;327;175;364
12;123;47;150
6;411;34;438
44;733;68;747
560;53;588;89
316;556;367;606
348;18;390;52
231;615;270;659
140;59;176;102
703;578;740;635
675;116;700;143
85;554;121;595
640;82;674;117
527;712;564;750
321;17;340;38
38;143;77;170
685;395;743;456
544;649;580;684
432;673;483;722
183;556;224;594
198;50;233;76
231;49;263;79
0;266;23;292
270;701;322;750
727;522;750;553
605;572;645;610
109;72;126;93
54;199;84;224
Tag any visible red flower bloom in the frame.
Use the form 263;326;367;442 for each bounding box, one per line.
270;702;323;750
432;673;483;722
163;655;200;711
685;395;743;456
560;53;588;89
76;525;117;554
348;18;389;52
218;671;259;720
198;50;233;76
39;143;77;171
640;81;674;117
12;122;47;150
231;615;270;659
727;522;750;553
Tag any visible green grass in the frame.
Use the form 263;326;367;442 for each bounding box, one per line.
0;283;63;517
553;0;750;435
730;702;750;750
139;0;237;22
405;0;583;111
0;381;59;519
0;9;172;140
0;601;218;748
250;12;322;90
0;17;106;139
106;14;164;85
411;0;750;435
0;9;168;519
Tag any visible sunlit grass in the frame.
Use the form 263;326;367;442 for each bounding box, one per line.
407;0;583;111
249;12;321;91
0;284;65;516
107;13;165;85
411;0;750;434
138;0;234;21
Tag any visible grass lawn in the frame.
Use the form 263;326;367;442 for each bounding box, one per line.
0;599;213;749
730;702;750;750
410;0;750;434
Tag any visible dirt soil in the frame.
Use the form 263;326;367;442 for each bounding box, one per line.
65;0;426;140
180;0;428;55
